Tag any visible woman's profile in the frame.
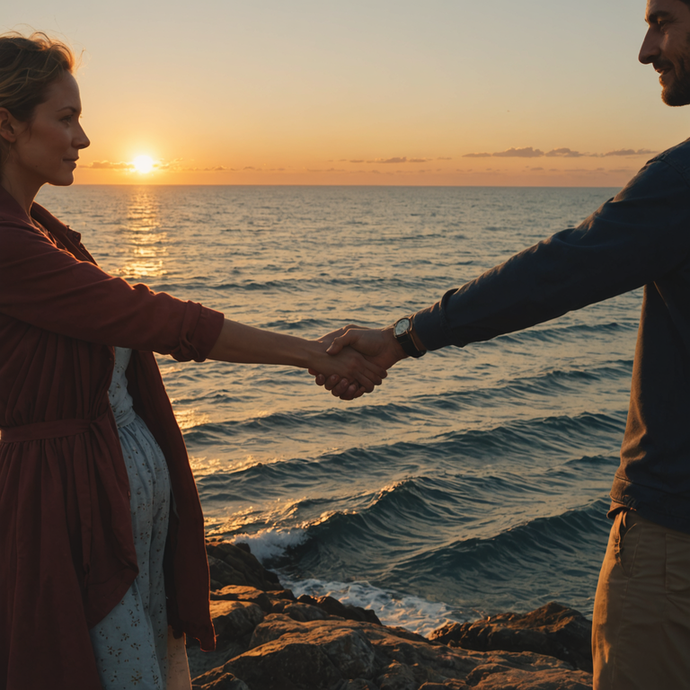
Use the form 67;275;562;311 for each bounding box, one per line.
0;32;383;690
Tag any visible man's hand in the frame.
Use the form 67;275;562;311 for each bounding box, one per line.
310;325;407;399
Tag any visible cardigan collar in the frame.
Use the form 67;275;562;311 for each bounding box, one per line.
0;183;91;263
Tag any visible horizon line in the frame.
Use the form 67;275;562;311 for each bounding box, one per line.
60;182;623;189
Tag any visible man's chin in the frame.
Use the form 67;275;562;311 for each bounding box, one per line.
661;75;690;106
662;87;690;106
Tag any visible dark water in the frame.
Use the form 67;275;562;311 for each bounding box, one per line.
38;184;636;634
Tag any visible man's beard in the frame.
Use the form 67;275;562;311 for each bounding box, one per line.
661;32;690;106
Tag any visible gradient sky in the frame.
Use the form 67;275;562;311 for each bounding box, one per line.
4;0;689;185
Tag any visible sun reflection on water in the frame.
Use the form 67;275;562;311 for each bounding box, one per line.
115;189;168;280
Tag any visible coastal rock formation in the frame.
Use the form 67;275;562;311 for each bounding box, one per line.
191;540;593;690
428;602;593;673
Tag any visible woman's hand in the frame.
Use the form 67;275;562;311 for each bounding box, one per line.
207;318;386;399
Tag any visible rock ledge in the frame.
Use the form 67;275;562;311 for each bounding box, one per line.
188;541;593;690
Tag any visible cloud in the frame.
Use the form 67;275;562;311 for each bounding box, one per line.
463;146;657;160
603;148;657;157
545;148;585;158
363;156;431;164
85;160;134;170
493;147;545;158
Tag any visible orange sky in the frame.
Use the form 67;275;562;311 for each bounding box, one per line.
6;0;690;186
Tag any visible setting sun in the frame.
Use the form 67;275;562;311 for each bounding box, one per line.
132;155;155;174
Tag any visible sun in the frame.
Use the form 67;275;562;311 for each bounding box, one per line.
132;155;155;174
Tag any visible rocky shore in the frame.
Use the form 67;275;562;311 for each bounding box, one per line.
189;540;593;690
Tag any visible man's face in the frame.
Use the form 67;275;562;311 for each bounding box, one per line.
640;0;690;105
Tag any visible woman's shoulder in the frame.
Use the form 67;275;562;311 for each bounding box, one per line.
32;204;98;264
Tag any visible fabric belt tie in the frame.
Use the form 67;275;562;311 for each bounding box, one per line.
0;412;109;443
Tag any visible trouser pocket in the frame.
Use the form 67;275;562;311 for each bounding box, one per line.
614;510;639;578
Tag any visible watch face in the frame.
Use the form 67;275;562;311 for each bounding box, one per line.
394;318;411;337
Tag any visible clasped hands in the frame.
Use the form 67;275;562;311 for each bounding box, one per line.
310;325;407;400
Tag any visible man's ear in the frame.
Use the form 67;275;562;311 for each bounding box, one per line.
0;108;19;144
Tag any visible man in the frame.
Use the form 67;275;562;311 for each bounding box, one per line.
316;1;690;687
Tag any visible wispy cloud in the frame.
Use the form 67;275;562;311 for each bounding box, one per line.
603;148;656;157
85;160;135;170
493;147;545;158
545;148;585;158
464;146;658;159
358;156;432;164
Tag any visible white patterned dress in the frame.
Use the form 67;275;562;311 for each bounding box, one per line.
89;347;191;690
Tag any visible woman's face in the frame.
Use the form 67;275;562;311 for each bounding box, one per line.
8;72;90;189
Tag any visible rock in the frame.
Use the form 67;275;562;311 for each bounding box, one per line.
298;594;382;625
468;656;592;689
211;585;274;613
206;541;282;591
187;599;265;678
376;660;418;690
210;613;590;689
283;602;330;622
429;602;592;673
219;639;342;690
318;626;377;679
210;600;265;644
195;541;594;690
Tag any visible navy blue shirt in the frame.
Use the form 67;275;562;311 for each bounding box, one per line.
414;138;690;534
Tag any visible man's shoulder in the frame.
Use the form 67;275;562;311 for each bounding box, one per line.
651;137;690;171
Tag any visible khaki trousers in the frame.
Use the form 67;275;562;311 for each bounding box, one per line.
592;509;690;689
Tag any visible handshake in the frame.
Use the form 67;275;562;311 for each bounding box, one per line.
310;319;427;401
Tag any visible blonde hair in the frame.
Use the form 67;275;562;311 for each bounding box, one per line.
0;32;75;160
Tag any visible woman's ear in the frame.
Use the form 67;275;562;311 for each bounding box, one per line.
0;108;18;144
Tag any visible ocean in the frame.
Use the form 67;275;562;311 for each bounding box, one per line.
37;184;637;635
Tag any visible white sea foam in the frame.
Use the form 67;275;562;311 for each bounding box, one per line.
229;529;463;635
277;575;465;638
231;527;307;563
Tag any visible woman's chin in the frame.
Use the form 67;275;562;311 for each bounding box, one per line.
48;174;75;187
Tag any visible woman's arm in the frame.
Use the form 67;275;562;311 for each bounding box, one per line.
0;222;385;395
208;318;386;394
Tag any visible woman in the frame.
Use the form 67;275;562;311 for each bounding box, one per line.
0;32;383;690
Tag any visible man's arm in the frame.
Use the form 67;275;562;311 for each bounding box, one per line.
316;149;690;397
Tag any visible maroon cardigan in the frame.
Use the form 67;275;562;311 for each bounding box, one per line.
0;186;225;690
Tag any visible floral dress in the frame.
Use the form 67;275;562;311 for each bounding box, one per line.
89;347;191;690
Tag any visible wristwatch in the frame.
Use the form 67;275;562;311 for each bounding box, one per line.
393;316;426;358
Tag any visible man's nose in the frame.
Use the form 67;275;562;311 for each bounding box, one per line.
639;27;660;64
